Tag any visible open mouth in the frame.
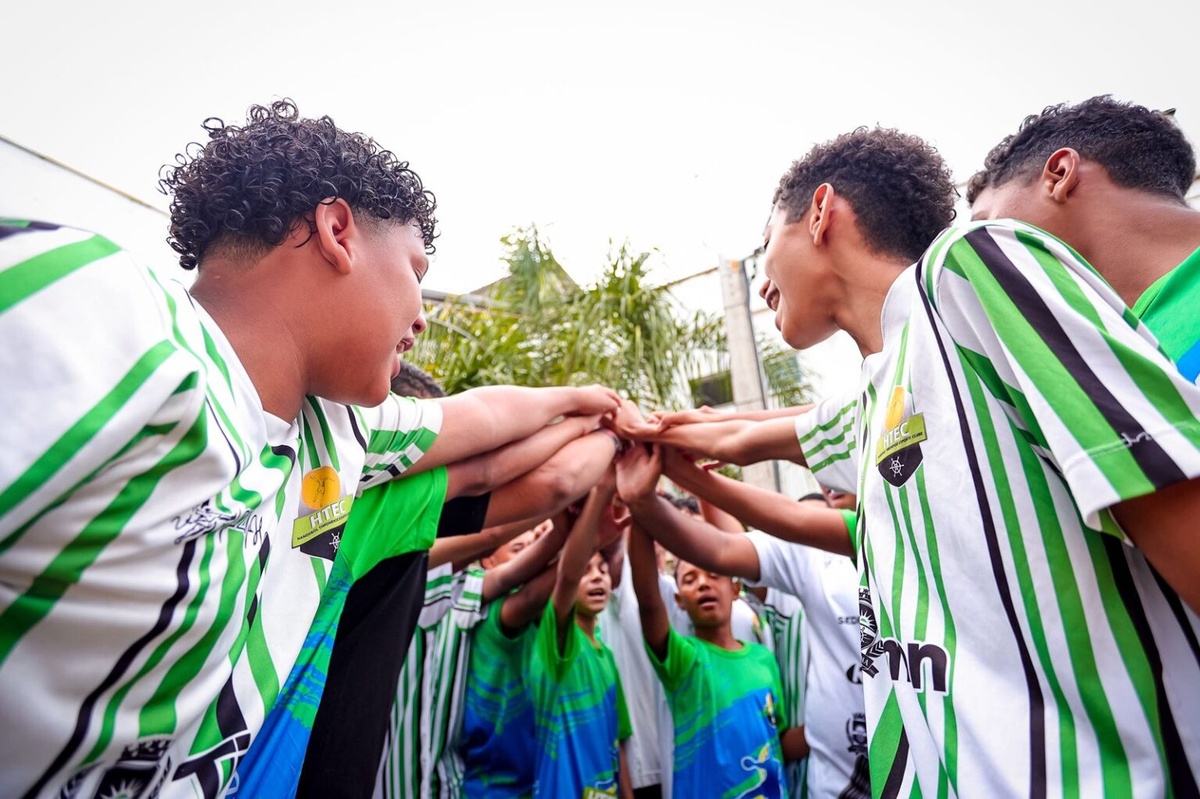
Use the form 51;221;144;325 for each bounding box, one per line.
587;588;607;601
697;596;718;610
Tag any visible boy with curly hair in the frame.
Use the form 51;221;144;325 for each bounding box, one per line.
0;100;617;797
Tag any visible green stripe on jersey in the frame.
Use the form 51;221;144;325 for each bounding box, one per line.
0;234;121;313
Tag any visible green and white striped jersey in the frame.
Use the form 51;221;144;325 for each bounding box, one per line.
796;219;1200;798
0;221;442;798
375;565;487;799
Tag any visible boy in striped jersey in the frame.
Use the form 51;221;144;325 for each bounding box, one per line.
765;128;1200;796
0;98;619;798
967;95;1200;384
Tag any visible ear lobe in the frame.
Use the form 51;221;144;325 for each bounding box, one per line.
312;199;357;275
810;183;835;245
674;592;685;610
1043;148;1081;204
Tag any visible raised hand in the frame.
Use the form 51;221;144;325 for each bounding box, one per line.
567;384;622;417
647;405;724;431
603;397;660;440
615;443;663;505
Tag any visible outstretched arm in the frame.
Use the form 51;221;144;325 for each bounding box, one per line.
616;443;762;582
628;521;671;659
649;404;811;430
444;415;598;498
483;517;569;603
409;384;620;474
649;415;805;466
482;430;620;528
552;478;617;648
664;448;853;557
497;564;559;633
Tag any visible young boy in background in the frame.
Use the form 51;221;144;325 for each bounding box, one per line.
530;475;633;798
619;447;806;799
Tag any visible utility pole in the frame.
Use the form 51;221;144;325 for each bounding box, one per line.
717;256;780;492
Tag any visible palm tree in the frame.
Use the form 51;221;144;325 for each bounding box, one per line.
410;226;808;411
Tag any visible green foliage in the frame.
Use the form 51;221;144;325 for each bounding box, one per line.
410;225;809;412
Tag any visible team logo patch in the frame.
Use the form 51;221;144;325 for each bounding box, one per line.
874;386;926;487
292;467;352;560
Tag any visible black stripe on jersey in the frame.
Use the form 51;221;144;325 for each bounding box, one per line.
346;405;368;451
0;219;60;240
917;262;1047;799
25;540;199;799
1102;538;1200;799
879;727;909;799
964;228;1186;489
1152;570;1200;663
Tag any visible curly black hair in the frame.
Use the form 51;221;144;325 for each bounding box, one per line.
966;95;1196;205
159;99;437;270
774;127;957;263
391;361;446;399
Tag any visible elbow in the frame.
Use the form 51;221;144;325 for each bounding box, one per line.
537;465;582;511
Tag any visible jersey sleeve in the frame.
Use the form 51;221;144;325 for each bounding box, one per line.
927;221;1200;531
355;395;444;491
645;626;698;692
745;531;820;604
339;466;448;579
793;390;859;494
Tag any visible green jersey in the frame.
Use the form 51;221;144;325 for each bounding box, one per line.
529;602;631;798
650;628;789;799
1132;244;1200;384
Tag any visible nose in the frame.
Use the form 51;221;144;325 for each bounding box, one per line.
759;279;773;300
412;309;428;336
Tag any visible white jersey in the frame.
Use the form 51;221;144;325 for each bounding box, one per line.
600;560;666;789
796;220;1200;798
0;221;441;798
747;530;869;799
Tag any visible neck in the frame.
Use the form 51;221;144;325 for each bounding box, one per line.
1074;199;1200;307
575;611;598;643
834;255;910;357
191;265;307;421
695;621;740;650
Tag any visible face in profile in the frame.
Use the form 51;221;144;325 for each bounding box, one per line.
332;219;430;406
482;527;540;570
760;204;836;350
574;552;613;618
674;560;739;630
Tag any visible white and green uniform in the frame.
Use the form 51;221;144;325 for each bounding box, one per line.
795;219;1200;798
375;565;487;799
0;221;441;798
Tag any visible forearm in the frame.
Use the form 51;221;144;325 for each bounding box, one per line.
417;385;612;472
428;518;538;570
444;415;595;499
627;493;758;580
781;726;810;762
629;523;669;654
481;430;619;527
552;487;611;617
1113;477;1200;615
485;524;568;601
499;566;558;632
653;415;805;466
669;465;853;557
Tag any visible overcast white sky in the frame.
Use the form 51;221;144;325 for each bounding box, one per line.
3;0;1197;296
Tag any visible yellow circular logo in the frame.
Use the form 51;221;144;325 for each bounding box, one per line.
884;386;907;431
301;466;340;511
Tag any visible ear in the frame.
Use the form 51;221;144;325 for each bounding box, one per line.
674;591;685;610
1042;148;1082;204
810;183;835;246
312;199;358;275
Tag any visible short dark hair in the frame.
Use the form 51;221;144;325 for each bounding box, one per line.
774;127;957;262
966;95;1196;204
664;492;700;515
391;362;445;399
159;98;438;270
